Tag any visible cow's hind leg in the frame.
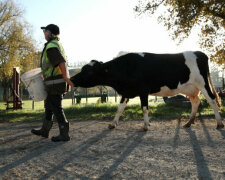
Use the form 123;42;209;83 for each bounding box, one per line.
140;95;149;131
108;97;129;129
184;95;200;128
200;88;224;129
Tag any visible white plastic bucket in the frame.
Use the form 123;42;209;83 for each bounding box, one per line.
21;68;47;101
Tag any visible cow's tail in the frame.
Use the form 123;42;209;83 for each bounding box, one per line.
198;51;222;109
196;52;221;109
208;73;221;109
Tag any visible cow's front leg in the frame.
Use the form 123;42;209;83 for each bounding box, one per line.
108;97;129;129
140;95;149;131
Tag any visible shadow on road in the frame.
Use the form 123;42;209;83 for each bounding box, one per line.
98;131;146;179
173;118;181;149
185;128;212;180
217;129;225;139
0;139;65;174
39;129;112;180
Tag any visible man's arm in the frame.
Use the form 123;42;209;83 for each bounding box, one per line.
47;48;74;87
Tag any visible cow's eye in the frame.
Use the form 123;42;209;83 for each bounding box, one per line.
82;66;89;72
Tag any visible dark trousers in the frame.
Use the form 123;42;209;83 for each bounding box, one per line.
44;94;68;124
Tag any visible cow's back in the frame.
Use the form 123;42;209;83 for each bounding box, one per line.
104;51;206;97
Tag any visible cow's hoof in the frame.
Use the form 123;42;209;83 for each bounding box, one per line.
183;123;191;128
216;124;224;129
142;127;148;131
108;124;116;129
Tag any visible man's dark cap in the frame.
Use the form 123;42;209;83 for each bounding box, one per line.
41;24;60;35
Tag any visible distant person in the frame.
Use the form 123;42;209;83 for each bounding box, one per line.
31;24;74;142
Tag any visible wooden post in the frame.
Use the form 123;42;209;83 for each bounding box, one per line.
222;68;225;89
115;90;117;103
86;88;88;103
13;68;17;109
32;100;34;110
71;87;74;105
6;67;22;110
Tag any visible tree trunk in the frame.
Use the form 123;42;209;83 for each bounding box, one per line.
3;86;7;102
2;80;10;102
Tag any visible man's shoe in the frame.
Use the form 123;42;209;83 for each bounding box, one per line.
51;122;70;142
31;120;53;138
31;129;49;138
51;135;70;142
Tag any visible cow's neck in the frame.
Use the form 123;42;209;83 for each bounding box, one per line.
97;75;119;92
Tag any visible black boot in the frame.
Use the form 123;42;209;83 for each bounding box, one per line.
31;119;53;138
51;122;70;142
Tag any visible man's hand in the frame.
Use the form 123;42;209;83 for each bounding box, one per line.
59;62;75;87
65;77;75;87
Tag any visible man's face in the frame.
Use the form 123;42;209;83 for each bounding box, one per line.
43;29;51;41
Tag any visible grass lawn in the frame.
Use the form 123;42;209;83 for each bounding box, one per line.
0;97;225;123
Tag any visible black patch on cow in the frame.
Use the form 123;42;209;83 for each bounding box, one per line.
194;51;215;100
99;53;191;98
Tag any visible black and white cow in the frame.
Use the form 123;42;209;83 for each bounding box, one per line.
71;51;224;130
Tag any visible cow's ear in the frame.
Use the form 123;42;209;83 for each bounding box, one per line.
91;60;99;63
88;60;99;66
93;60;103;65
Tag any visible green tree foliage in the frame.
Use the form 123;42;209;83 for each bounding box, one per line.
135;0;225;64
0;0;40;101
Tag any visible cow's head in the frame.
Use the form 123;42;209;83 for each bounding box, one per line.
70;60;104;88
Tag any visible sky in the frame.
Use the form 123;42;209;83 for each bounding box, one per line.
15;0;201;65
